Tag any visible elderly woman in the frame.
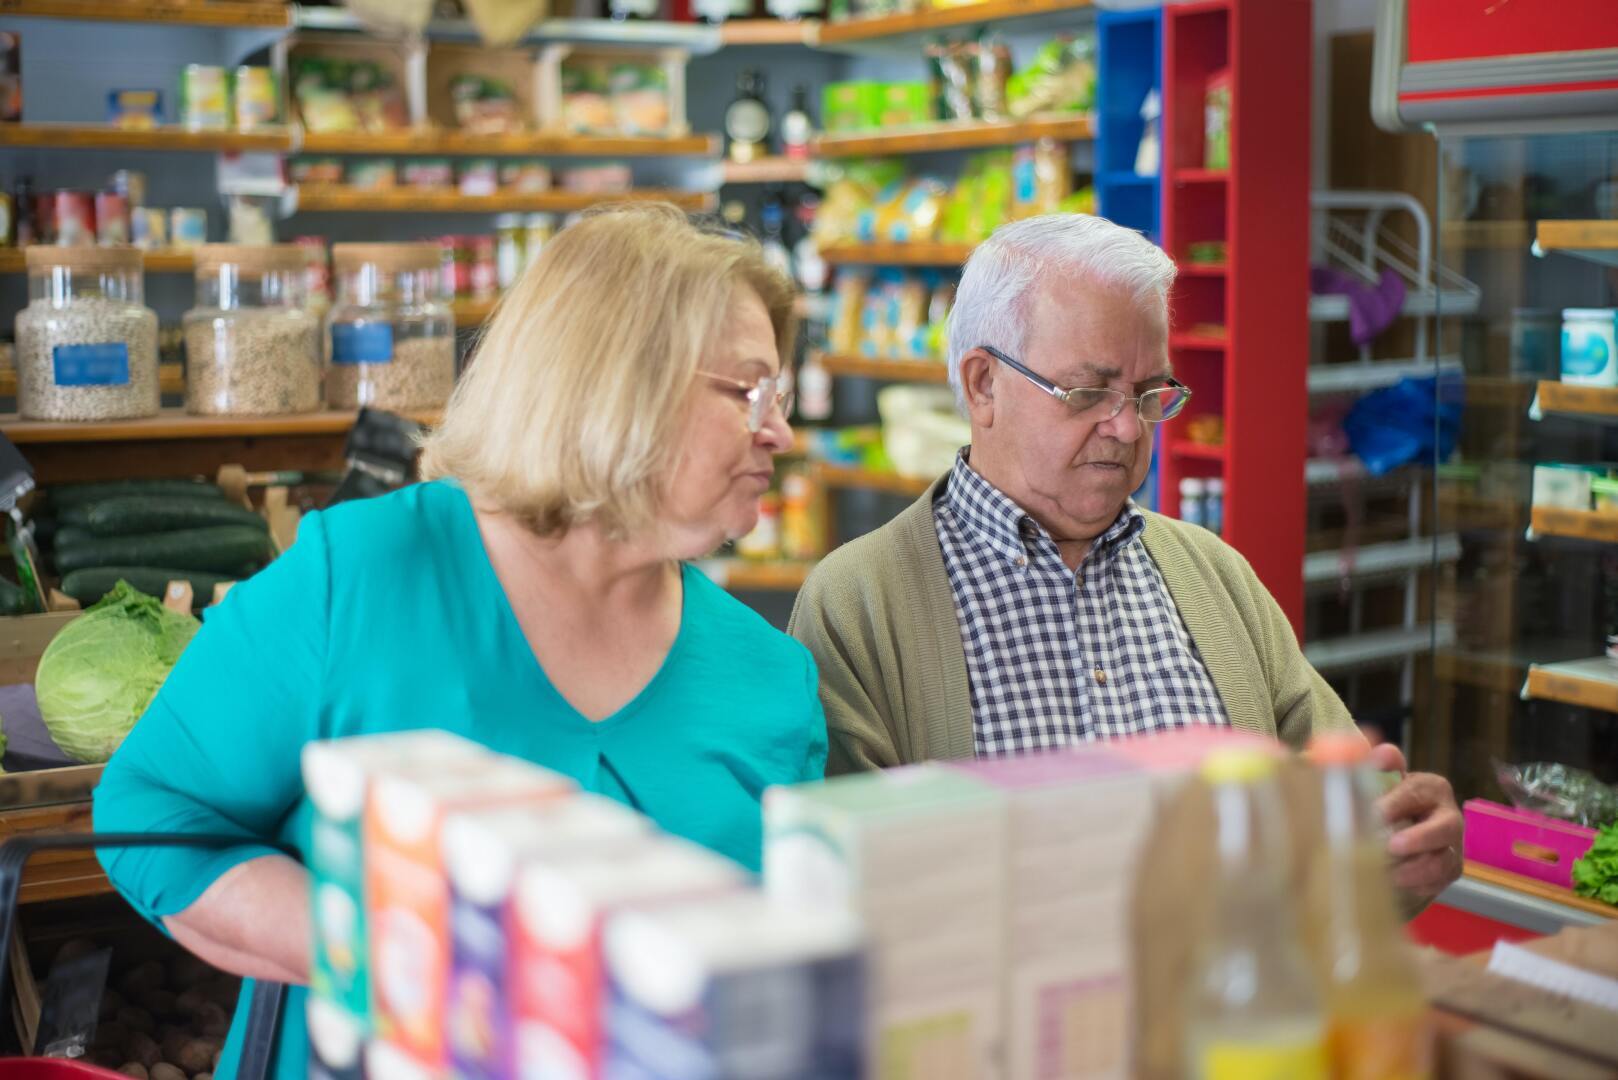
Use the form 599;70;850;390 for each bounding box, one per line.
92;205;824;1080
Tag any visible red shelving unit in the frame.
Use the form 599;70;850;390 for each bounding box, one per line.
1159;0;1311;632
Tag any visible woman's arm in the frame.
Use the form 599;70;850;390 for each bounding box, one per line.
163;854;312;985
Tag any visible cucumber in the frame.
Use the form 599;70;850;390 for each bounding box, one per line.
64;496;268;537
55;526;274;576
49;479;224;511
0;576;27;616
60;567;239;609
52;526;95;549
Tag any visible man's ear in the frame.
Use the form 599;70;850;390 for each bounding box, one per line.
960;349;997;428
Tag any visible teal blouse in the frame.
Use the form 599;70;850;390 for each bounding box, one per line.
91;479;827;1080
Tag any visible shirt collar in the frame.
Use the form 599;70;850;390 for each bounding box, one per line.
944;449;1145;567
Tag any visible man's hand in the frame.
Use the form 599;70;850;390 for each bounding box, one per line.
1369;742;1464;903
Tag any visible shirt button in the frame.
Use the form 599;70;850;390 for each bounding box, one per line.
1094;669;1107;685
1015;556;1028;568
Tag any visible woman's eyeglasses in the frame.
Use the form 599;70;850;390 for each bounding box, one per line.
698;371;795;433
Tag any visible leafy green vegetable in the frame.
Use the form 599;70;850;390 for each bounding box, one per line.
1571;821;1618;906
34;582;199;764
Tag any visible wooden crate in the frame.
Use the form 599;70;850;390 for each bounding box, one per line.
537;45;688;138
276;32;426;135
425;42;541;135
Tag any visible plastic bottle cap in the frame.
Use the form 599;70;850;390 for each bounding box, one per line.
1306;731;1373;767
1205;478;1224;495
1180;478;1205;496
1200;747;1277;784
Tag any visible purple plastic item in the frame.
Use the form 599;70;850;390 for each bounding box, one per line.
1311;266;1407;347
1462;798;1597;890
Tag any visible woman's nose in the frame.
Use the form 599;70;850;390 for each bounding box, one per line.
756;405;794;453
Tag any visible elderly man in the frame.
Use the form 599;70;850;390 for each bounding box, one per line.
790;213;1463;902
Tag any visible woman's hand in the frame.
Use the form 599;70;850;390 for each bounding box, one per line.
163;854;312;986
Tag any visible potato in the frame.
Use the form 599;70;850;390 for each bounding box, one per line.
172;990;208;1016
210;1048;221;1071
99;988;126;1022
117;1064;149;1080
119;962;166;999
126;1031;162;1069
173;1038;220;1075
92;1021;129;1050
116;1007;155;1036
193;1003;229;1038
140;989;180;1020
150;1064;185;1080
161;1032;189;1066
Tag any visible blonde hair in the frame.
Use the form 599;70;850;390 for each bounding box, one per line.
420;203;797;537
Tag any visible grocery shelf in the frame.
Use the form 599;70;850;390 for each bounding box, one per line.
816;0;1094;46
1169;331;1227;351
816;463;933;497
1308;354;1463;394
0;0;290;25
1529;506;1618;545
719;18;820;44
0;248;195;273
1168;439;1225;461
1304;621;1456;674
722;158;811;184
1467;375;1539;410
293;185;712;214
819;243;975;267
1534;220;1618;270
1304;456;1366;486
1441;219;1530;252
698;559;817;592
1535;380;1618;422
819;355;950;383
1458;862;1615;924
293;7;723;51
1176;262;1226;277
298;130;719;158
1302;533;1460;586
1440;492;1526;533
0;408;442;445
815;115;1093;158
0;123;292;153
1171;168;1229;185
0;364;184;398
1525;657;1618;714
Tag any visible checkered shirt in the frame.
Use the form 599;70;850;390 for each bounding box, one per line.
935;451;1230;756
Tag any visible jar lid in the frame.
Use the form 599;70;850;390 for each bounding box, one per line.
332;243;444;272
25;245;142;271
194;244;310;272
1563;308;1618;320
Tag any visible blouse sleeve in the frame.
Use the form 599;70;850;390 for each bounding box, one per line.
92;511;332;924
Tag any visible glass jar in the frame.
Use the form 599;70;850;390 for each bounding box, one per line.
14;246;159;421
327;243;456;412
182;245;322;417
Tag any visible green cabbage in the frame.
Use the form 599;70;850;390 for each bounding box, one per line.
35;582;199;763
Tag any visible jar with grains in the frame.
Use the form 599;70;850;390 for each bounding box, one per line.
14;245;158;421
327;243;455;412
183;245;322;416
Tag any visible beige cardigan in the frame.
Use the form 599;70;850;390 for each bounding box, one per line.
788;477;1355;773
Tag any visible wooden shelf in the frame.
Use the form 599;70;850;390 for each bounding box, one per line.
1535;220;1618;269
452;297;499;326
819;355;949;383
817;0;1093;45
1525;657;1618;714
0;0;290;25
1;408;442;445
299;130;718;158
705;559;816;591
1442;220;1530;252
1170;331;1228;351
1467;375;1538;410
1169;439;1226;461
815;115;1092;158
820;242;975;267
0;801;112;906
816;462;933;497
294;185;711;214
1530;505;1618;545
0;123;292;153
0;248;196;273
1462;861;1615;921
1172;168;1229;184
0;364;184;397
722;157;811;184
719;18;819;44
1536;380;1618;421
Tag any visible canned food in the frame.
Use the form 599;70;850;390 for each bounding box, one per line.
457;159;499;197
52;191;96;246
170;207;208;249
470;235;497;300
523;213;555;270
233;66;278;131
130;207;167;249
498;160;551;193
95;192;129;245
495;214;524;290
443;236;472;298
110;169;146;208
179;64;230;130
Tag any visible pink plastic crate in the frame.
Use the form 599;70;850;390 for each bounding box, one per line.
1462;798;1597;889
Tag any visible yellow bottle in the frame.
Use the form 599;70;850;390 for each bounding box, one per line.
1308;734;1433;1080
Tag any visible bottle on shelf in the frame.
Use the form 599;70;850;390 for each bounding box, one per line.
1179;477;1206;529
1307;734;1433;1080
693;0;755;22
781;85;814;161
14;175;35;247
726;70;773;166
608;0;663;24
759;193;793;281
1185;749;1329;1080
1204;477;1224;536
765;0;823;21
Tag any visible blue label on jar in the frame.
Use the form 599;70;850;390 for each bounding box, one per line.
331;323;394;365
53;343;130;387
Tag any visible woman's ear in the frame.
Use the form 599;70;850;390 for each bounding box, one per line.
960;349;997;429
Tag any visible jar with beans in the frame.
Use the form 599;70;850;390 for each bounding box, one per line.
183;245;322;416
14;246;159;421
327;243;456;412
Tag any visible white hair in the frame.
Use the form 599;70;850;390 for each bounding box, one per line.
945;214;1177;411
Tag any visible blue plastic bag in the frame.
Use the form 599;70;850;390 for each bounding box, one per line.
1343;375;1462;477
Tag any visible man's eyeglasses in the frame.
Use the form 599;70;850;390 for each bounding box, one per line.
698;371;794;433
980;345;1192;423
